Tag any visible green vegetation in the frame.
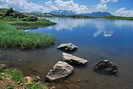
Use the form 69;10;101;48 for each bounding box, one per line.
0;22;55;49
39;13;95;18
0;8;56;29
57;14;96;18
0;68;48;89
8;20;56;29
103;16;133;20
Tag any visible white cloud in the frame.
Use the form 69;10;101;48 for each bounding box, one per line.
45;0;91;14
0;4;9;8
115;7;133;17
101;0;110;4
0;0;51;12
96;4;108;11
96;0;119;11
0;0;90;13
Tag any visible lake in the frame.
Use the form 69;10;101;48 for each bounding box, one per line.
1;17;133;89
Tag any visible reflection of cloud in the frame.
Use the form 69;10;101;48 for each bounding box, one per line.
104;31;114;37
46;17;90;31
93;20;114;37
114;20;133;28
46;18;114;37
27;18;117;38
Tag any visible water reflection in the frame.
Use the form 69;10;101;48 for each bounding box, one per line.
28;18;133;38
114;20;133;28
46;17;90;31
93;20;114;37
3;17;133;89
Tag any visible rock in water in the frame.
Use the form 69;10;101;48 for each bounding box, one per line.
0;64;6;70
46;61;74;81
57;43;78;51
62;52;88;65
94;60;119;75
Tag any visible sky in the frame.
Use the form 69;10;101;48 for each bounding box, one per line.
0;0;133;17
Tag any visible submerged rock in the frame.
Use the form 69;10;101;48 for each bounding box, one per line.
46;61;74;81
94;60;119;75
0;64;6;70
62;52;88;65
57;43;78;52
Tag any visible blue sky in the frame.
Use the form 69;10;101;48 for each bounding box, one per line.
0;0;133;17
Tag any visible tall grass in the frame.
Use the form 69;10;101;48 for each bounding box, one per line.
0;22;55;49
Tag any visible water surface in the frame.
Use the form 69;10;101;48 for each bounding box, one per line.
1;18;133;89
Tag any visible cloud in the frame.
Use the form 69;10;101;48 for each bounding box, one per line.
96;0;119;11
115;7;133;17
0;0;90;13
46;0;91;14
96;3;108;11
0;0;51;12
0;4;9;8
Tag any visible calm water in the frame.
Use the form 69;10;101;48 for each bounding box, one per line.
1;18;133;89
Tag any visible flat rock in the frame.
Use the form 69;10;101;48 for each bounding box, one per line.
62;52;88;65
57;43;78;51
46;61;74;81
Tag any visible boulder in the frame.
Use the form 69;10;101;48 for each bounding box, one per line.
46;61;74;81
62;52;88;65
94;60;119;75
57;43;78;52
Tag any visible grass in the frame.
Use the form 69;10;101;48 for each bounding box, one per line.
0;68;48;89
2;69;23;82
0;16;56;29
0;22;55;49
8;20;56;29
103;16;133;20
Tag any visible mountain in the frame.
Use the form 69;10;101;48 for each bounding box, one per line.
49;10;113;17
49;10;76;15
80;12;113;17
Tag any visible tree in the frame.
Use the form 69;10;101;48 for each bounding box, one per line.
5;8;14;16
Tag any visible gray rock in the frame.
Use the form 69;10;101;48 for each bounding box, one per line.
57;43;78;51
62;52;88;65
94;60;119;75
46;61;74;81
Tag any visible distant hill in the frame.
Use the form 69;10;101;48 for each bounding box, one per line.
50;10;75;15
80;12;113;17
49;10;113;17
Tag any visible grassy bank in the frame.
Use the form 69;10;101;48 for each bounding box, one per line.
0;8;56;29
0;22;55;49
0;68;47;89
103;16;133;20
8;20;56;29
0;16;56;29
